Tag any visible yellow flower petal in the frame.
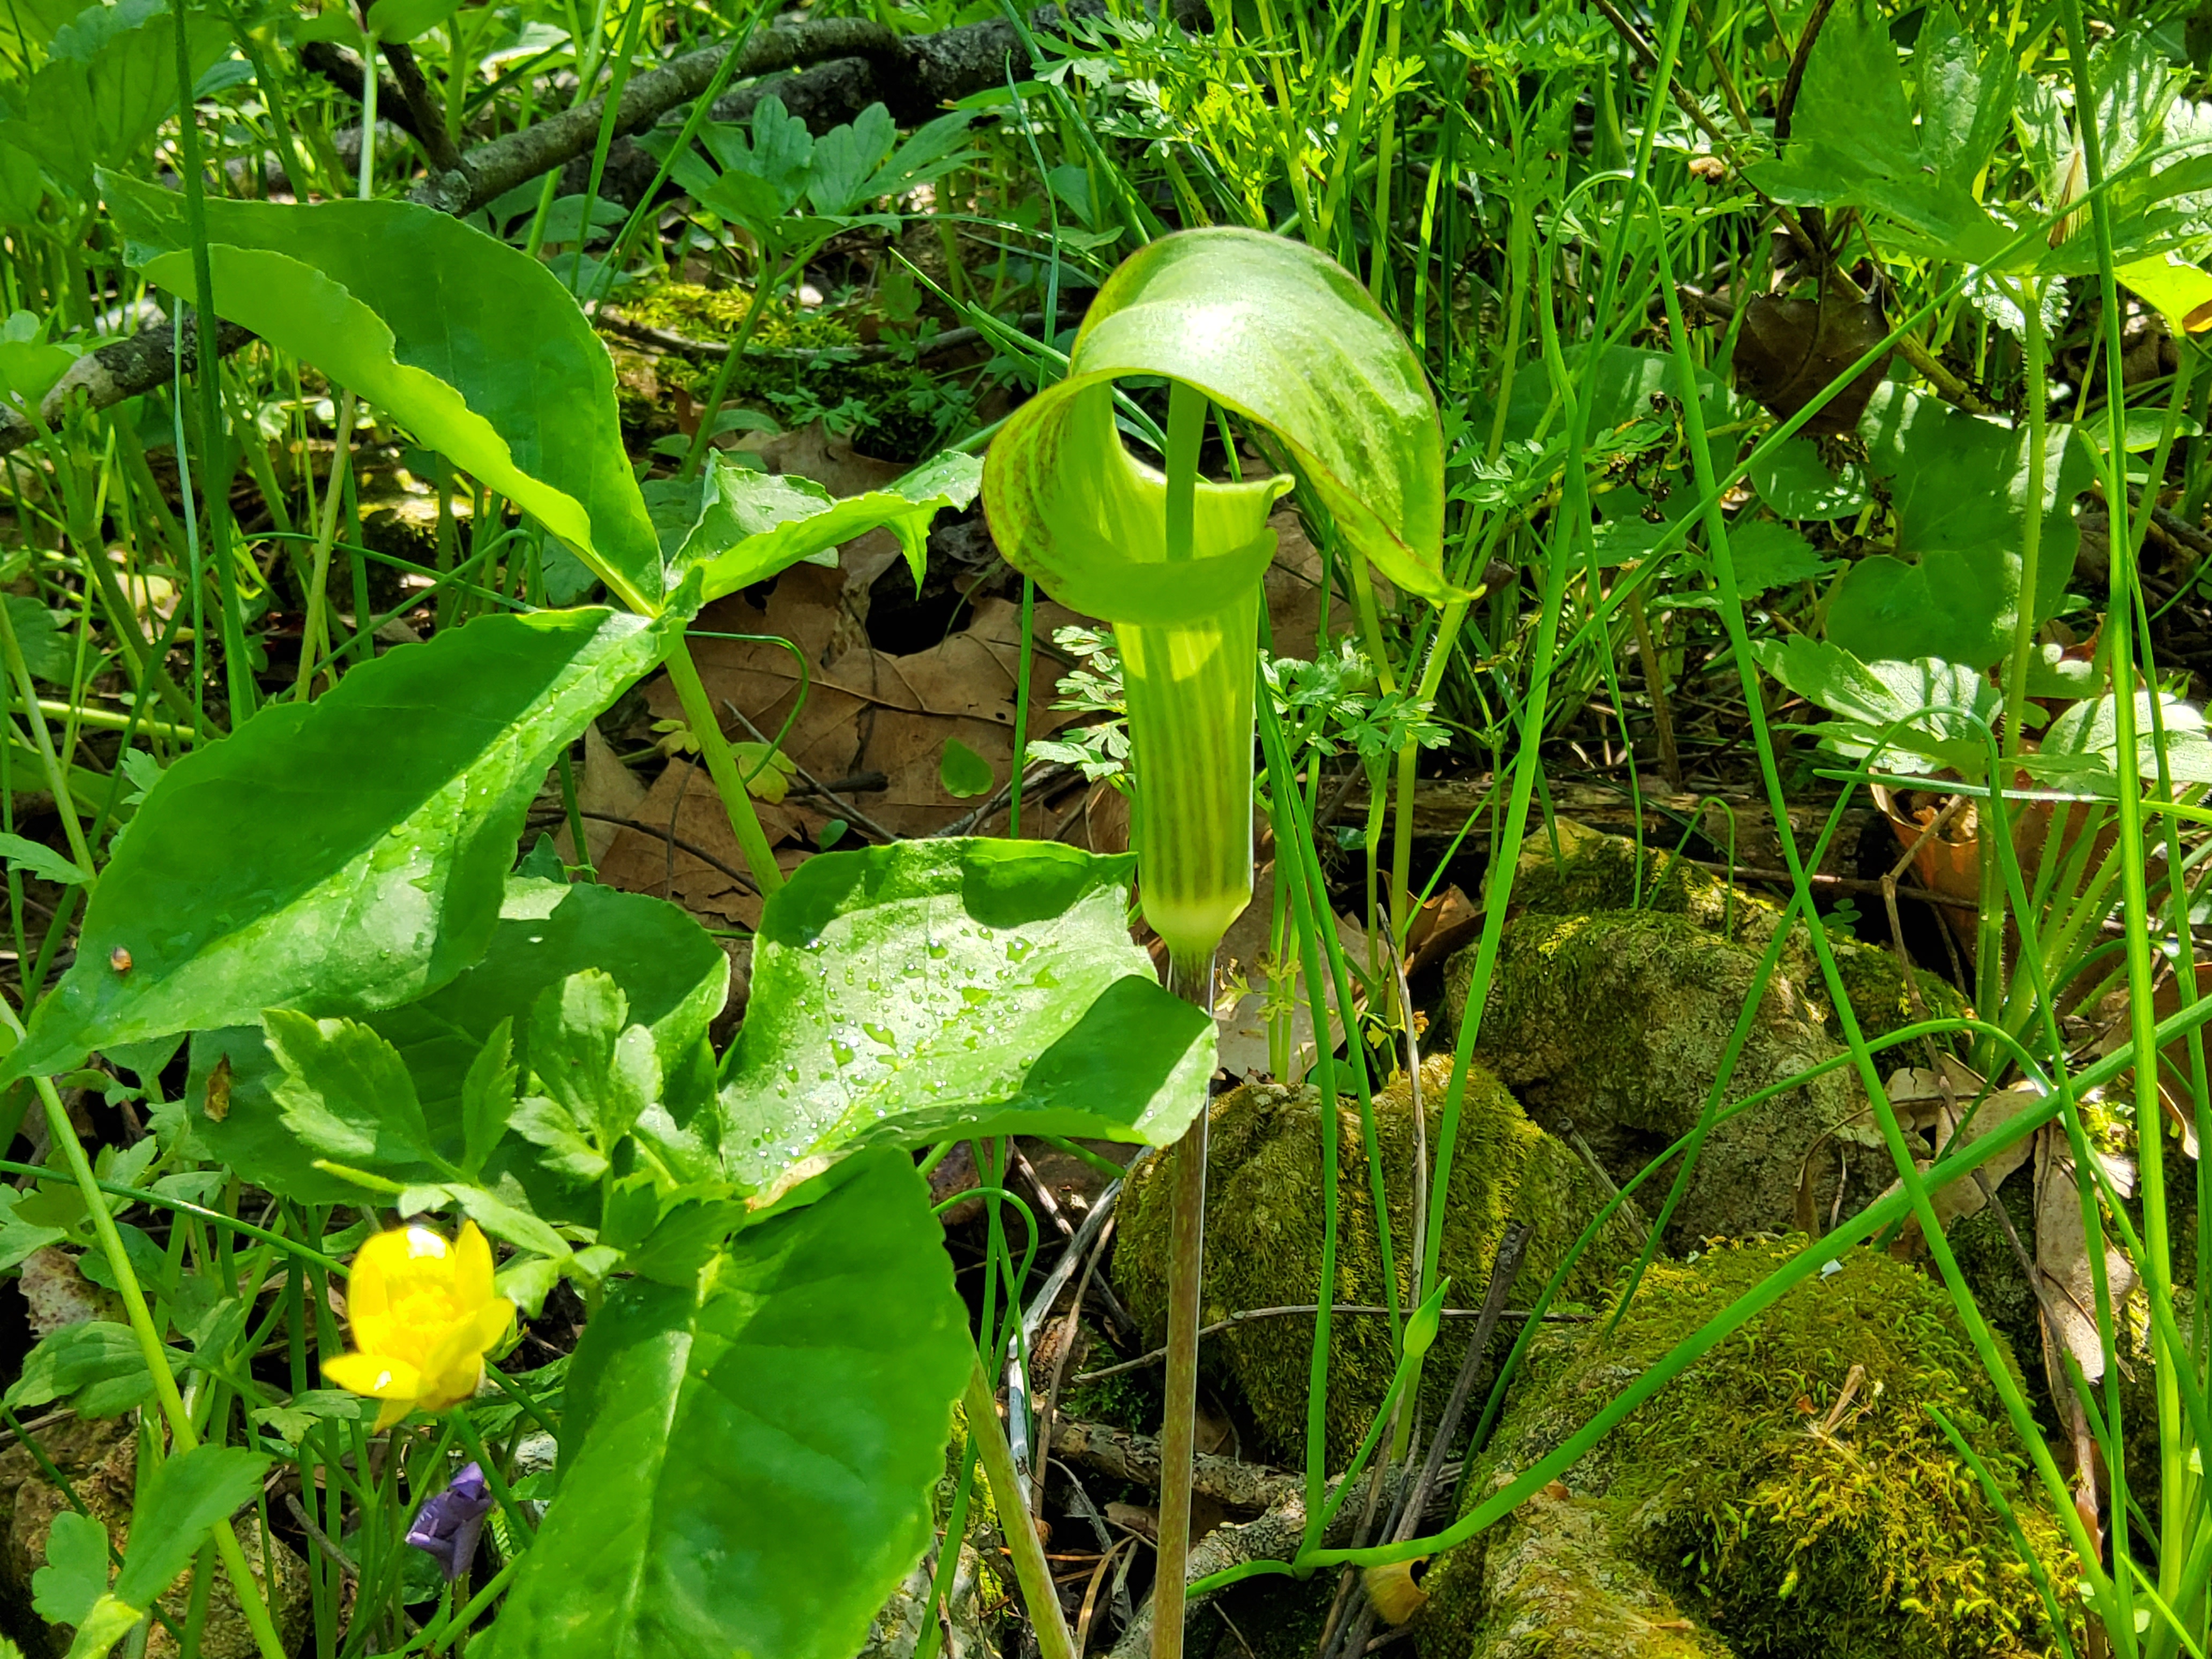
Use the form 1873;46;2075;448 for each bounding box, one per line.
323;1350;423;1401
455;1221;494;1308
415;1355;485;1415
421;1299;512;1393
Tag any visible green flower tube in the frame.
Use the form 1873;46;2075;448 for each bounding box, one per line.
983;228;1452;972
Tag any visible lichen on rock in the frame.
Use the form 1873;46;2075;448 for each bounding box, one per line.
1418;1239;2076;1659
1112;1057;1642;1471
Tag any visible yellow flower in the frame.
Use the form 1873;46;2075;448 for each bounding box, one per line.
324;1221;513;1431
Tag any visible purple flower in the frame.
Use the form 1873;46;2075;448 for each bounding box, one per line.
406;1462;493;1582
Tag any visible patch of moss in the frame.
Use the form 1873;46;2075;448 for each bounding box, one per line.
607;281;948;459
1456;909;1876;1247
1113;1059;1643;1471
1418;1486;1732;1659
1501;823;1960;1048
1430;1240;2075;1659
1509;820;1774;937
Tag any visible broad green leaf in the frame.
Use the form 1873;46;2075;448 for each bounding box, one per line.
1826;383;2094;669
104;176;664;610
0;0;229;198
983;227;1451;619
264;1010;450;1177
718;839;1212;1190
484;1150;969;1659
11;603;691;1079
0;318;79;408
31;1511;107;1626
1746;435;1869;520
684;449;982;597
0;831;88;885
9;593;75;682
1754;636;2004;781
1746;0;2008;265
64;1445;270;1659
2030;691;2212;788
366;0;459;43
1723;519;1826;592
193;875;727;1204
2120;251;2212;332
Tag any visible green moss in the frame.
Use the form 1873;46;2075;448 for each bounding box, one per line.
1432;1240;2075;1659
1511;820;1775;938
1199;1571;1342;1659
607;281;948;459
1458;909;1877;1247
1417;1488;1732;1659
1112;1059;1643;1471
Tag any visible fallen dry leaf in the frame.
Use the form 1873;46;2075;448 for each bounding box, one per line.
552;722;648;870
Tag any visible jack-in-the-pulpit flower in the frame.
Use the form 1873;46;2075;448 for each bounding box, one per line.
407;1462;494;1582
324;1220;513;1431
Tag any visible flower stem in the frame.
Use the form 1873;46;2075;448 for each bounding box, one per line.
663;638;783;899
1151;953;1213;1659
963;1359;1076;1659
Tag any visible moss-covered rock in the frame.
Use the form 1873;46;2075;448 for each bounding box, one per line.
1419;1486;1733;1659
1452;910;1881;1248
1498;821;1958;1047
1419;1239;2075;1659
1113;1058;1642;1471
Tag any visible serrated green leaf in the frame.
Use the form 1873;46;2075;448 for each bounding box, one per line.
528;970;659;1153
59;1445;271;1659
193;876;727;1205
1826;383;2095;669
484;1150;969;1659
11;603;691;1080
719;840;1212;1190
0;830;88;885
265;1009;449;1178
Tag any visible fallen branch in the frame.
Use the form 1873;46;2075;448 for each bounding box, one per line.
2;0;1204;459
1100;1461;1458;1659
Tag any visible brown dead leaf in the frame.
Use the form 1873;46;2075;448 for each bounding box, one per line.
2035;1125;2138;1386
1863;1057;2039;1242
1212;869;1367;1082
749;421;909;497
552;722;648;870
1731;288;1893;436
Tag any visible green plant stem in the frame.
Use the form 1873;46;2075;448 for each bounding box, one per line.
1152;952;1212;1659
174;0;252;724
295;390;360;701
14;1059;288;1659
2058;0;2178;1632
676;256;791;478
0;594;94;876
663;639;783;898
962;1359;1077;1659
